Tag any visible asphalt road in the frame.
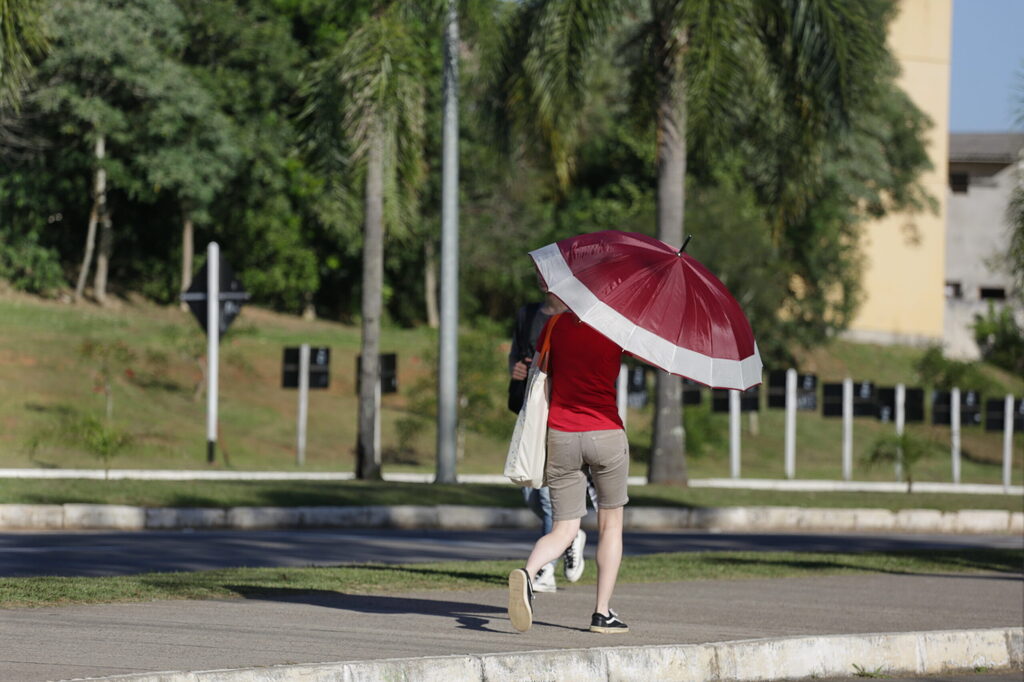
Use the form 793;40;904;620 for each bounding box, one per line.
3;528;1020;577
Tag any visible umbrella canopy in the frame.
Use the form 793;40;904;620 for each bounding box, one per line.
529;230;762;390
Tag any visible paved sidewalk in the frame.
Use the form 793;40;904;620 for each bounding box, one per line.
1;572;1020;681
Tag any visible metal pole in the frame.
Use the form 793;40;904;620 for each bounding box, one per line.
951;387;961;485
435;0;459;484
784;368;796;479
842;378;853;481
617;363;628;428
206;242;219;464
296;343;309;466
895;383;905;481
1003;395;1014;492
729;390;741;479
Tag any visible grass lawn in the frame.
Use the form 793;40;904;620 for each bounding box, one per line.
1;479;1021;512
1;548;1018;608
1;292;1021;486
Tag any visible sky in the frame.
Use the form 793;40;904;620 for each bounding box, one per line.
949;0;1024;132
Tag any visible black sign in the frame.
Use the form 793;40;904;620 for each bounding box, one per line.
712;386;759;413
356;353;398;394
822;383;843;417
932;390;982;427
682;377;703;406
876;387;924;423
852;381;876;417
985;397;1024;432
282;347;331;389
626;366;648;409
767;371;817;410
181;259;250;338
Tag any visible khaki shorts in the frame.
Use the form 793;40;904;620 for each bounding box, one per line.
546;428;629;521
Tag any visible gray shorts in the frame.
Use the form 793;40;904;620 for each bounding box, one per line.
546;428;629;521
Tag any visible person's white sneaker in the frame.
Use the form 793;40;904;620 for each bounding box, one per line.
563;529;586;582
533;563;557;592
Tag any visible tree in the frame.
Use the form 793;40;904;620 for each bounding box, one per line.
0;0;47;111
33;0;194;305
302;6;427;480
492;0;909;484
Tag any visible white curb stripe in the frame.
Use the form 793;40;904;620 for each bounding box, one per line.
78;627;1023;681
530;242;763;390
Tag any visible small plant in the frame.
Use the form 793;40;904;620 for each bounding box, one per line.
851;663;887;678
79;339;136;420
863;431;935;493
26;411;132;478
972;303;1024;375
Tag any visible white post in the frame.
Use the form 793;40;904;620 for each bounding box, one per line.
617;363;628;428
206;242;219;464
729;390;741;479
951;387;961;485
784;368;797;480
842;378;853;481
296;343;310;466
895;383;906;481
374;378;382;469
1003;395;1014;492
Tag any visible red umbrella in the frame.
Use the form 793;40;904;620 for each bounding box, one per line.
529;230;762;390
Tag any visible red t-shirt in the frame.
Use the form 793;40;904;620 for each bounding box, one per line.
545;313;624;432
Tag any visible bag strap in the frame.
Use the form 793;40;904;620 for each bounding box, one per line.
536;313;562;373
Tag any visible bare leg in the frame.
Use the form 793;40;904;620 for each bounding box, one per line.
525;518;581;578
594;506;623;615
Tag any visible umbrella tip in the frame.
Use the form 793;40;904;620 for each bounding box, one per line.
677;234;693;255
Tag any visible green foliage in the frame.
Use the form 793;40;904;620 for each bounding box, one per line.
913;346;996;395
0;232;64;294
0;0;49;110
863;431;938;493
79;338;136;419
398;322;512;455
972;304;1024;376
27;410;132;474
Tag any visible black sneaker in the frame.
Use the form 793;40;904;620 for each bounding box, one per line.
589;609;629;633
508;568;534;632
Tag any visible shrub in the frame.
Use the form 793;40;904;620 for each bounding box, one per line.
972;303;1024;375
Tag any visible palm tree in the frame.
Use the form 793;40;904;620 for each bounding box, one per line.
0;0;47;111
302;8;426;480
492;0;891;484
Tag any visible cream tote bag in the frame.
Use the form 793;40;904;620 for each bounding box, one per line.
504;314;561;487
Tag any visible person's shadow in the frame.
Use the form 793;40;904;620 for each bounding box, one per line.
221;566;581;634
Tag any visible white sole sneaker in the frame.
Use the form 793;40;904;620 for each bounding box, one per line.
508;568;533;632
564;529;586;582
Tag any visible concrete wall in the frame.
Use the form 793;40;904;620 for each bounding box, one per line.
944;158;1022;358
846;0;951;344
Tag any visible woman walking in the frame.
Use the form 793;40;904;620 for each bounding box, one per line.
508;309;630;634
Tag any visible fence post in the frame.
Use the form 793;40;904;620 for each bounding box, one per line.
895;383;905;481
784;368;796;479
1003;395;1014;492
617;363;628;428
730;390;741;479
842;378;853;481
951;387;961;485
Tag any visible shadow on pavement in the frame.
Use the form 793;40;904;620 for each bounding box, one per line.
222;584;583;634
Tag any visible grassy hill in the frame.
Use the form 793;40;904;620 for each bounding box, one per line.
0;291;1020;485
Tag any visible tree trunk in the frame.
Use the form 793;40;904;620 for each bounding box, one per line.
93;206;112;305
649;24;688;485
424;238;439;328
180;213;194;311
74;134;105;303
356;127;385;480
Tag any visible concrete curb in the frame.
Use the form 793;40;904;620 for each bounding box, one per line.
1;469;1020;496
68;627;1023;682
2;502;1021;533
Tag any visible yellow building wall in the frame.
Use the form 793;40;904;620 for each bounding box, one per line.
847;0;950;342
